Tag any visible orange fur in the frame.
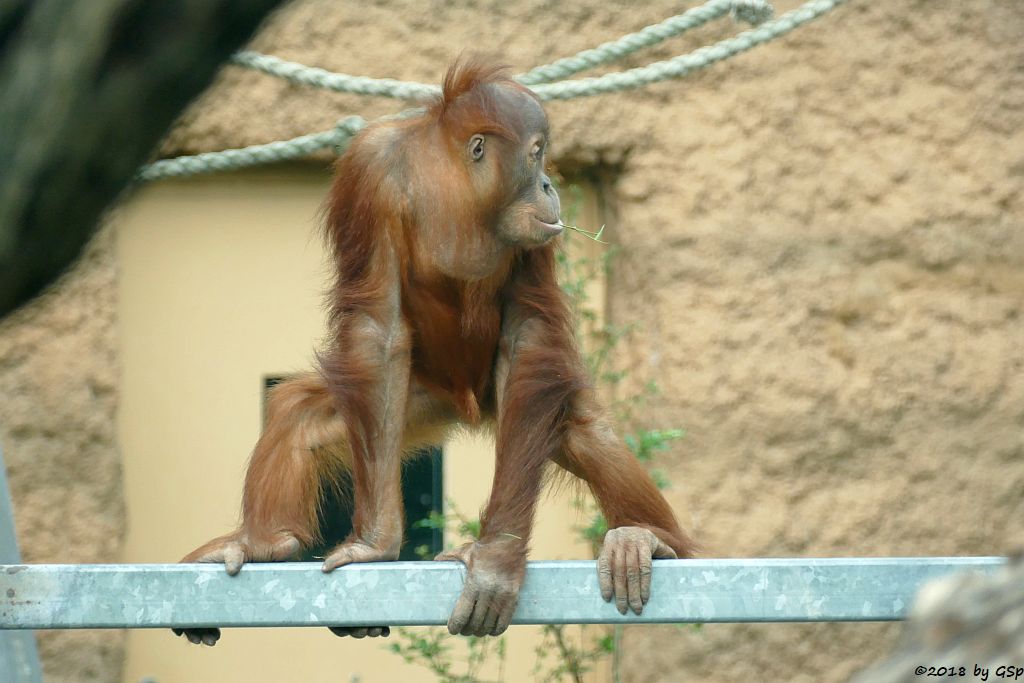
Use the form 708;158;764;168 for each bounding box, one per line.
183;57;691;599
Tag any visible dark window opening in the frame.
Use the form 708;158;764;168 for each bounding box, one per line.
264;376;443;560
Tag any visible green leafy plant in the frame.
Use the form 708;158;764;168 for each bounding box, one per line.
387;183;685;682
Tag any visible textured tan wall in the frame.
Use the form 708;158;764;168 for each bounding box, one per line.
163;1;1023;680
3;0;1022;681
0;227;125;682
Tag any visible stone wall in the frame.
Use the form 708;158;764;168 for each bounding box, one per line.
0;226;125;682
168;1;1024;679
2;0;1021;680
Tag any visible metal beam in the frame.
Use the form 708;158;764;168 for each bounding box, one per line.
0;557;1004;630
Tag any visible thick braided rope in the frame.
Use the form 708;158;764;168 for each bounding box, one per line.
231;1;773;96
531;0;846;100
517;0;773;85
730;0;775;25
136;0;841;180
231;51;439;100
136;116;367;182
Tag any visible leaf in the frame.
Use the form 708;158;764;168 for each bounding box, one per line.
412;510;448;530
458;518;482;540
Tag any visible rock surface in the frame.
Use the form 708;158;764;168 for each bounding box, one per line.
0;226;125;682
2;1;1021;681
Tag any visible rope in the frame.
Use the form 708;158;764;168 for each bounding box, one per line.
136;0;843;180
136;116;366;182
232;1;773;96
531;0;846;100
231;52;439;101
730;0;775;25
517;0;772;85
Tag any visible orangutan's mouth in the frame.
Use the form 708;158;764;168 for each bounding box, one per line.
533;216;564;235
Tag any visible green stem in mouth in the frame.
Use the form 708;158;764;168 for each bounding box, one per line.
560;222;607;243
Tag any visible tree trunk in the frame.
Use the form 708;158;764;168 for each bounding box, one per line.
0;0;286;316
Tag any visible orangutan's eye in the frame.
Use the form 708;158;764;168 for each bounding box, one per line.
469;135;485;161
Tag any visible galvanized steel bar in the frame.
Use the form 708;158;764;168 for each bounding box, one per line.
0;557;1003;630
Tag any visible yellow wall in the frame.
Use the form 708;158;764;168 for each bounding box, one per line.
116;167;597;683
